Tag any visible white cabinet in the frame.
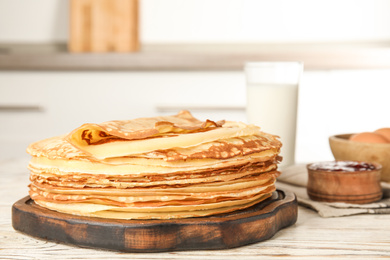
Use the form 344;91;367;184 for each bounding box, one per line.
0;71;246;159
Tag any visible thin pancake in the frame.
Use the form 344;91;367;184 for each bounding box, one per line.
33;192;273;219
29;179;275;206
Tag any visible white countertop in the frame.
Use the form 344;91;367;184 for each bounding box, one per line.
1;158;390;259
2;42;390;71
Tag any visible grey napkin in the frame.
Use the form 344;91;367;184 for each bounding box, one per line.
276;164;390;217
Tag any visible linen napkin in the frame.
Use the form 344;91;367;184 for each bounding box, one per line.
276;164;390;217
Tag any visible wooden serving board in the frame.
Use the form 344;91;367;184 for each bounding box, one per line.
12;189;297;252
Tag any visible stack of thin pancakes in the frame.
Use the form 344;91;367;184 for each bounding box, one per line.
27;111;282;219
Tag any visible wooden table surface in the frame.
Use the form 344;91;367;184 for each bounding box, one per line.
1;158;390;259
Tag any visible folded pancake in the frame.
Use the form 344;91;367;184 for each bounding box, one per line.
65;110;260;159
26;111;282;219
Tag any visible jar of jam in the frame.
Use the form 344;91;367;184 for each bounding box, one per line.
306;161;382;204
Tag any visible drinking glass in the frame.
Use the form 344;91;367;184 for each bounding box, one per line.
245;62;303;168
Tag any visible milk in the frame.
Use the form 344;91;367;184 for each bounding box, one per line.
244;62;302;169
246;83;298;168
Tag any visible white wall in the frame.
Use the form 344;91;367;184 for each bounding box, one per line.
142;0;390;43
1;0;390;43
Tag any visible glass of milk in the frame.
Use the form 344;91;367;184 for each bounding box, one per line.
245;62;303;169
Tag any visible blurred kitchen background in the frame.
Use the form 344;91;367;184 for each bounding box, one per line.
0;0;390;163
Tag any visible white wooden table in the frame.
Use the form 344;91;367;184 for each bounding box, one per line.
1;158;390;259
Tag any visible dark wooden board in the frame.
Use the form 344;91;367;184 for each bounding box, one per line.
12;189;297;252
